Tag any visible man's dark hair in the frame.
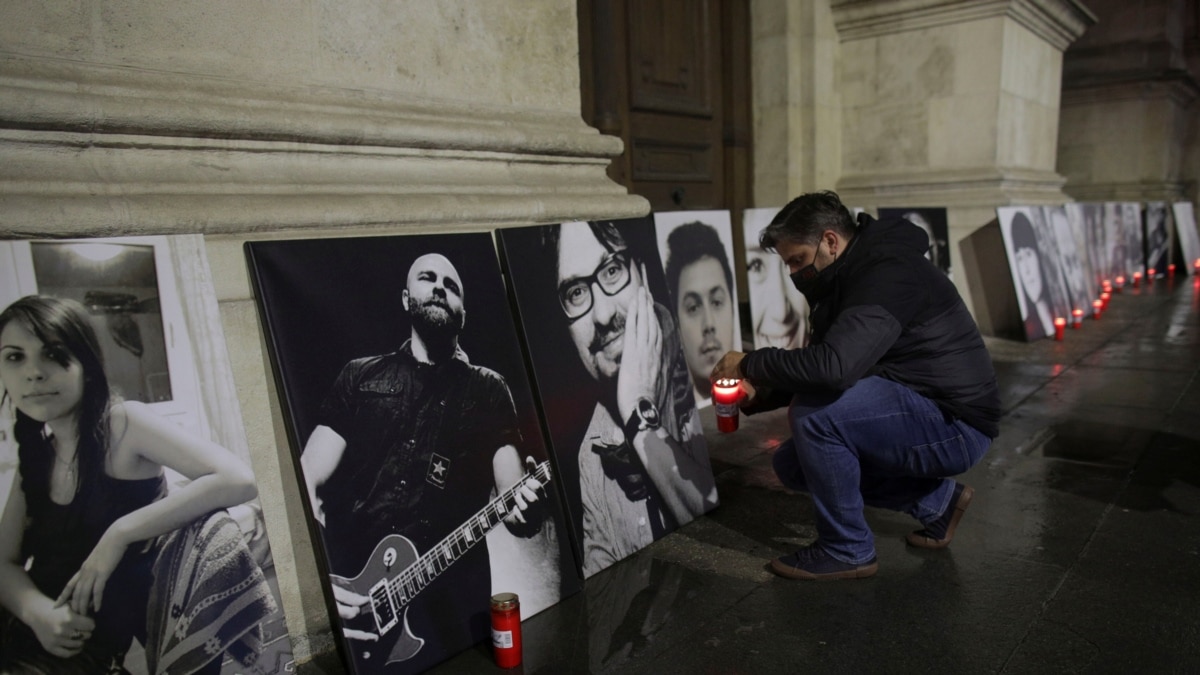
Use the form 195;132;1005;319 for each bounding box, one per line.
664;222;733;305
540;220;630;272
760;190;857;250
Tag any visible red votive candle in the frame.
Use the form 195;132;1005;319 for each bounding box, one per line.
1115;275;1126;291
1054;317;1066;341
1133;271;1142;287
1169;264;1176;278
1093;299;1103;319
1102;279;1112;292
1148;268;1156;281
1194;258;1200;271
1072;308;1083;328
713;378;742;433
1101;291;1111;309
491;593;522;669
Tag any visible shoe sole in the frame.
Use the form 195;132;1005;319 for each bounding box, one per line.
906;485;975;549
769;558;879;581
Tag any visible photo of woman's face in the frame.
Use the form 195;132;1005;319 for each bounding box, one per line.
1015;246;1043;302
675;255;734;390
0;321;85;425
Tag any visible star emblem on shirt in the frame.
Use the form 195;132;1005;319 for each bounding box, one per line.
426;452;450;488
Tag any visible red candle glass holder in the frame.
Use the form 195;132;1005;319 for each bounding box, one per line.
1169;264;1176;278
712;378;742;433
1054;317;1066;341
1101;291;1111;309
1114;275;1126;291
491;593;522;669
1071;308;1083;329
1092;299;1103;319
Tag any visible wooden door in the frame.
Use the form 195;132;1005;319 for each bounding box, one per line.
579;0;751;217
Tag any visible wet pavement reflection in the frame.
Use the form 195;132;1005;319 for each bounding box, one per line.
403;279;1200;674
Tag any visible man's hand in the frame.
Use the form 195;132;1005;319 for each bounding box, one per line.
710;351;747;383
504;457;544;527
616;276;662;423
331;582;379;642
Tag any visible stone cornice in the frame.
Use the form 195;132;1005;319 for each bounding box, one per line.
0;57;622;159
836;166;1069;206
1061;72;1200;108
829;0;1096;50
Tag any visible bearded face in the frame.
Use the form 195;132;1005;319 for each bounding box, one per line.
404;254;466;341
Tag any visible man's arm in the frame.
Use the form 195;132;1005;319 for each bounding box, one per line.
299;425;347;529
741;257;927;392
617;282;716;522
631;420;717;522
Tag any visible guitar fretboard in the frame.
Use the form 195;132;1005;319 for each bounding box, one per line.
372;462;551;618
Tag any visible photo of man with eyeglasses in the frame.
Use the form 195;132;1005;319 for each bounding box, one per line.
499;218;719;578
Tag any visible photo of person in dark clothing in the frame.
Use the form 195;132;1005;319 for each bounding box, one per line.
247;235;574;674
711;191;1000;581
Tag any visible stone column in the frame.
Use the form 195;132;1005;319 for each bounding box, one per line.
828;0;1094;315
752;0;843;205
0;1;643;666
1057;0;1200;203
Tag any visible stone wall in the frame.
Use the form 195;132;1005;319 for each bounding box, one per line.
0;0;645;665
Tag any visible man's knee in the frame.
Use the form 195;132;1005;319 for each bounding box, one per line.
772;439;807;491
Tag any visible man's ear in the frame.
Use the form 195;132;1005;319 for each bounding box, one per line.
401;289;410;312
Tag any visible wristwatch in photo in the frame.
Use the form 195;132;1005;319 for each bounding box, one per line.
623;397;661;441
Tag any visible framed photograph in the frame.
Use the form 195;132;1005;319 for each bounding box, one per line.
497;218;719;579
0;235;292;674
1143;202;1173;278
877;207;952;278
743;207;810;350
1066;202;1106;291
1044;205;1095;316
652;210;743;407
246;233;579;674
1172;202;1200;275
997;207;1073;341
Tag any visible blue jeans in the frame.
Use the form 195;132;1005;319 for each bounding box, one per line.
772;376;992;564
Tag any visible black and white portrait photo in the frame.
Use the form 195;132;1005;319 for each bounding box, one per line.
0;235;291;675
877;207;952;278
1045;205;1094;315
1067;202;1106;290
1143;202;1172;277
743;207;810;350
652;210;743;408
497;218;719;579
246;234;578;674
998;207;1073;341
1174;201;1200;274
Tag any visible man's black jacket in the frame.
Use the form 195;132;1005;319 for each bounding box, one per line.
740;214;1001;438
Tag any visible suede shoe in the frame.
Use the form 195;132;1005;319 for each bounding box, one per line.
907;482;974;549
769;543;878;581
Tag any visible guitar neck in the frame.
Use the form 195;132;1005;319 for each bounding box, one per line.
388;461;551;605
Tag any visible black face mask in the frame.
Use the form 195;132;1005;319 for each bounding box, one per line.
790;263;821;296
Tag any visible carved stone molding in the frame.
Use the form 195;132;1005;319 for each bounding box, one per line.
829;0;1096;50
1063;180;1190;203
837;166;1069;207
0;58;647;237
1061;71;1200;109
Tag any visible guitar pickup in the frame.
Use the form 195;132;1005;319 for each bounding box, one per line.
369;579;400;635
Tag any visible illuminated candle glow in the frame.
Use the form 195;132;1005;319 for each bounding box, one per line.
712;378;742;433
1093;299;1103;319
1072;308;1083;328
1101;291;1111;309
1115;275;1126;291
1169;264;1176;278
1054;317;1066;341
1133;271;1142;287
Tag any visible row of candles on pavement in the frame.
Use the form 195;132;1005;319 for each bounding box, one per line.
1053;258;1200;340
716;258;1200;430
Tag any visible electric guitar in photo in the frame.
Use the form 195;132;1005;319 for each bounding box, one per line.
329;460;552;669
